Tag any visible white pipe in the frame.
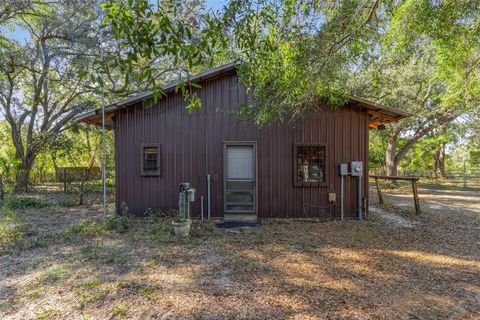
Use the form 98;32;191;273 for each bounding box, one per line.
98;0;107;221
357;175;363;220
207;174;211;219
187;193;190;220
200;196;204;220
340;175;344;221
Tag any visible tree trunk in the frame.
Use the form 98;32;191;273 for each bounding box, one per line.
385;134;399;176
439;144;446;177
434;149;440;181
14;153;37;192
384;126;433;178
433;143;447;179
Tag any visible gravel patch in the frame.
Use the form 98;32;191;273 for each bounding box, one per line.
369;206;417;228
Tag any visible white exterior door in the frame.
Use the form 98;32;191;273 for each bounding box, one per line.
224;143;256;213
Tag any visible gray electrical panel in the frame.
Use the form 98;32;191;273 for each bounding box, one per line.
350;161;363;176
339;163;349;176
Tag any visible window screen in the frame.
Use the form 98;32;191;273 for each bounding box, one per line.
141;144;161;176
295;145;326;186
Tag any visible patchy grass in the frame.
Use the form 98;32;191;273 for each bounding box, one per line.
38;266;71;284
0;188;479;319
65;220;105;235
74;278;103;291
111;303;129;318
141;285;160;301
0;210;23;249
34;308;58;320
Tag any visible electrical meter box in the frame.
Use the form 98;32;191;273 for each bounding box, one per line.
339;163;349;176
350;161;363;176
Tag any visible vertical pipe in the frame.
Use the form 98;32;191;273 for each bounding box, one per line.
200;196;204;220
187;192;190;220
340;175;344;221
357;176;363;220
98;0;107;221
207;174;211;219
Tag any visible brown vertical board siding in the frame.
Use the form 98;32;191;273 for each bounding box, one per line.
114;70;369;218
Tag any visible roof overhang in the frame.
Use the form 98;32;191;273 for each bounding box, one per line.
347;95;409;129
77;62;408;129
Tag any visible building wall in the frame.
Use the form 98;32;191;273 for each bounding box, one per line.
114;71;369;219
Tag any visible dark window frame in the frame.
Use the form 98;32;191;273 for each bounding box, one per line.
293;143;328;187
140;143;161;176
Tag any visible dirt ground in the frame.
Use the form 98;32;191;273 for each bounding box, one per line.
1;186;479;320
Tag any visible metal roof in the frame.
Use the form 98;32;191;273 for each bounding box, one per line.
77;62;408;129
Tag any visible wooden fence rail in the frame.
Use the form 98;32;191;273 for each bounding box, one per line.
370;175;421;215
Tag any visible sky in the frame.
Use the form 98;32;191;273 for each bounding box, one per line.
2;0;228;43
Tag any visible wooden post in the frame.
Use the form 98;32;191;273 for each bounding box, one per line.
375;177;384;204
63;169;67;193
78;172;85;206
411;180;421;215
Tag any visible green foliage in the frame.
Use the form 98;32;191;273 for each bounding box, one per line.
105;203;131;233
66;220;105;235
226;0;363;124
35;308;58;320
140;285;159;301
98;0;223;111
74;278;103;291
148;218;174;243
0;0;101;191
144;208;167;224
39;266;71;285
111;303;129;318
368;130;389;171
2;197;49;210
0;0;476;185
0;209;23;249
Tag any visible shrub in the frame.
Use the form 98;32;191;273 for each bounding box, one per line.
2;197;49;210
145;208;167;224
149;219;173;243
105;203;131;233
56;198;79;208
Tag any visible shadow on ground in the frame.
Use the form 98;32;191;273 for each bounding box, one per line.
1;192;479;319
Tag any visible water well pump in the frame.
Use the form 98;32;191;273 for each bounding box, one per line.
178;183;195;220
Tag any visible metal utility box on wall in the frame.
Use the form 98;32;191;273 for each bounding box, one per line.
328;193;336;203
338;161;364;221
350;161;363;176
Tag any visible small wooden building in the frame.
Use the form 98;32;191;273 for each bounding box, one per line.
79;63;406;220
